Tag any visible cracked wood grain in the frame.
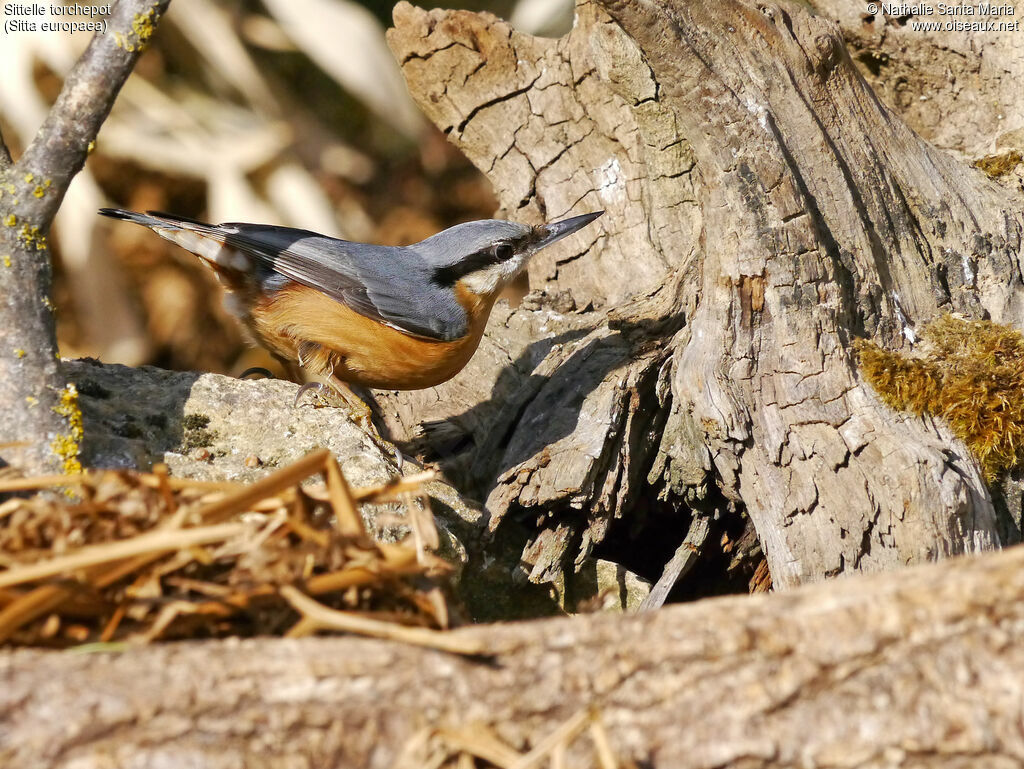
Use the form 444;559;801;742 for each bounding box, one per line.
4;545;1024;767
382;0;1024;591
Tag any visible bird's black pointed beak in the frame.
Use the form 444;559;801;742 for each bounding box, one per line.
532;210;604;252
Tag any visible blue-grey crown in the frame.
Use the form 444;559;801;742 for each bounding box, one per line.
413;219;531;267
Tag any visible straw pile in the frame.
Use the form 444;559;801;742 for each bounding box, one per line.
0;449;477;653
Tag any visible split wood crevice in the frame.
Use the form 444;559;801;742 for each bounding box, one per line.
380;0;1024;592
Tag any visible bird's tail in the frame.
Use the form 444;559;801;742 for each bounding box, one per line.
101;207;197;226
98;208;240;272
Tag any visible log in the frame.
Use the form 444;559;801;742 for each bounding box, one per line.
378;0;1024;590
4;544;1024;768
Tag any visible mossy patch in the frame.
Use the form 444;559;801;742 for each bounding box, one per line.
856;314;1024;482
182;413;211;431
181;413;217;451
76;378;111;399
972;149;1023;178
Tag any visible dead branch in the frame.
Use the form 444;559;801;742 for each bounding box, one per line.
0;0;172;475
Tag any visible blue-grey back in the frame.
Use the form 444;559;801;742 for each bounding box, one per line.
222;224;470;341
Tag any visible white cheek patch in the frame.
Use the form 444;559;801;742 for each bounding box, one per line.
152;227;250;272
460;256;530;297
461;267;501;296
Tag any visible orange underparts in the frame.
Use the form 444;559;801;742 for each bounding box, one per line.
250;282;495;390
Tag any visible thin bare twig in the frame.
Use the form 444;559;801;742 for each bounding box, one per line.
279;585;484;656
636;515;712;612
17;0;172;222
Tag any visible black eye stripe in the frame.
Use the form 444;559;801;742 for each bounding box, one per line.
430;237;525;286
432;250;499;285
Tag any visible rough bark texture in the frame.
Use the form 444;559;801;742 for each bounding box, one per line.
0;0;171;475
380;0;1024;590
4;544;1024;768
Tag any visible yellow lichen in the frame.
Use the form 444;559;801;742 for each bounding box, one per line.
132;7;157;45
857;314;1024;481
50;383;84;476
2;254;10;268
14;348;26;358
113;8;159;52
3;214;16;227
25;395;38;407
18;224;47;251
87;140;96;154
23;172;33;183
33;185;45;198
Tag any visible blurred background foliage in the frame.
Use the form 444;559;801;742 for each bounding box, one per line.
0;0;572;376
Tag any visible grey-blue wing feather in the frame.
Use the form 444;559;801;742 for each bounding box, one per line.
220;224;468;342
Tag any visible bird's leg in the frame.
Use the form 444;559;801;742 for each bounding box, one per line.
325;376;405;473
324;376;375;425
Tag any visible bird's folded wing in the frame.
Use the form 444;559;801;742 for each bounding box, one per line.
132;211;469;342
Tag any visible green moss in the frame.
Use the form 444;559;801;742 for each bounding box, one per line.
857;314;1024;481
181;413;217;451
182;413;211;430
114;7;159;52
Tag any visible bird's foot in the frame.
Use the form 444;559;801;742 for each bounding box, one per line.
294;379;406;473
293;381;332;409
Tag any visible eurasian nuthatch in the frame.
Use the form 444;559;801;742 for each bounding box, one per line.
98;208;603;391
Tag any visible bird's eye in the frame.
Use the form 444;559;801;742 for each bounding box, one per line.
494;243;514;261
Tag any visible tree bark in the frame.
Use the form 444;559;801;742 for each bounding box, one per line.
4;544;1024;768
0;0;171;476
380;0;1024;590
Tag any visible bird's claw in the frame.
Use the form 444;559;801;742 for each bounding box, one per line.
293;381;329;408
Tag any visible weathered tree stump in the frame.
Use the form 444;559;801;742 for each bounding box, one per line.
380;0;1024;590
